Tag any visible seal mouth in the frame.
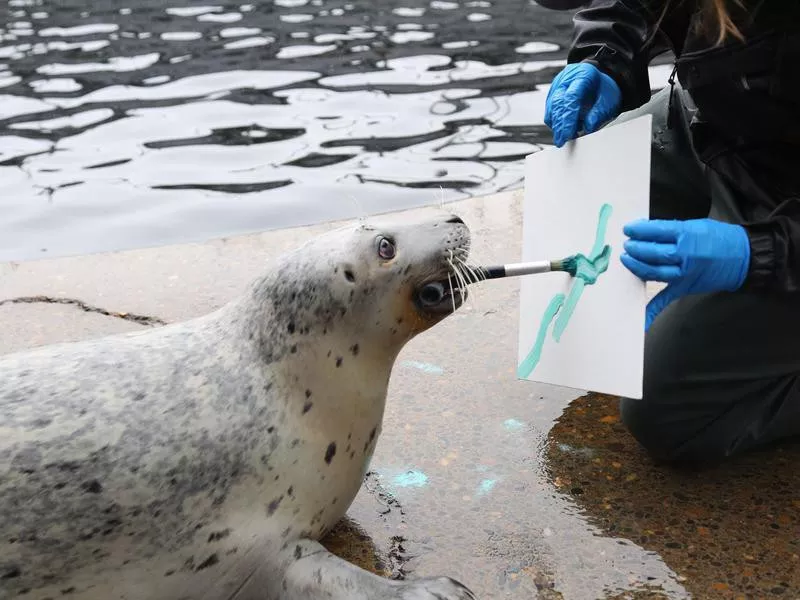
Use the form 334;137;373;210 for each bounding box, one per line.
414;274;465;316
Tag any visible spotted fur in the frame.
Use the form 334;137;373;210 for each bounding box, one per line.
0;213;476;600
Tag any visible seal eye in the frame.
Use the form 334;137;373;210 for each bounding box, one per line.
377;237;396;260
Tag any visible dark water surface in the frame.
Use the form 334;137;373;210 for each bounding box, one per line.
0;0;671;261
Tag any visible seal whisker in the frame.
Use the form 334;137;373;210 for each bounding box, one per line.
446;263;457;315
346;192;367;222
448;257;468;307
452;247;470;260
456;263;471;304
455;256;486;312
448;251;470;307
459;256;485;286
454;256;478;285
452;256;471;285
459;258;478;308
446;250;460;289
453;247;485;283
457;255;471;291
445;254;461;300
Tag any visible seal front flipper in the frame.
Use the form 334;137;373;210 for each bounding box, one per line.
262;539;477;600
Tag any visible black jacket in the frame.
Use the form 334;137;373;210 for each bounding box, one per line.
565;0;800;293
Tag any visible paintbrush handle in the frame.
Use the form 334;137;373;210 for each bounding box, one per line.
478;260;552;280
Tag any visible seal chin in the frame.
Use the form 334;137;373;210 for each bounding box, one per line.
414;274;464;316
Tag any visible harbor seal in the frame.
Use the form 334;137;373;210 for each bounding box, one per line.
0;212;476;600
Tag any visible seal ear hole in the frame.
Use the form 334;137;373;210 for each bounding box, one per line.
344;269;356;283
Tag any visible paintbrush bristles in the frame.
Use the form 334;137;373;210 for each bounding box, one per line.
550;254;578;277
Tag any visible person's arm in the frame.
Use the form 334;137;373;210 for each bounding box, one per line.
621;200;800;330
542;1;685;147
743;200;800;293
566;0;681;112
534;0;591;9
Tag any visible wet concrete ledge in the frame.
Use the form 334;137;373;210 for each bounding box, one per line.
2;190;798;599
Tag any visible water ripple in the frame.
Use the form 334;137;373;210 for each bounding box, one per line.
0;0;672;261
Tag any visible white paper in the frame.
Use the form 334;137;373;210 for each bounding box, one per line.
517;114;651;399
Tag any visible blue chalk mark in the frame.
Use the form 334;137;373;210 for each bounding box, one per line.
402;360;444;375
392;470;429;488
477;478;497;496
503;418;526;432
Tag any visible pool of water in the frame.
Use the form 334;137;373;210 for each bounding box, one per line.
0;0;671;262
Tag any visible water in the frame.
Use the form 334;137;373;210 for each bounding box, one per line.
0;0;672;262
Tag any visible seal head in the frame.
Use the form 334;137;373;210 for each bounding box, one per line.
247;212;471;365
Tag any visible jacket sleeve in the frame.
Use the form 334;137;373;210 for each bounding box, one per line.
743;199;800;293
566;0;678;111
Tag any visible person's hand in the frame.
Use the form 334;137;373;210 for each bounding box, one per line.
544;62;622;147
620;218;751;330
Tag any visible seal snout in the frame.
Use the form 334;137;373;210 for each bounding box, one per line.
410;214;471;316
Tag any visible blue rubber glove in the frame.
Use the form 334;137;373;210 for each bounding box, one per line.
544;62;622;147
620;218;751;330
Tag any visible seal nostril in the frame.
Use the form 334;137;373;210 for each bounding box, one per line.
446;216;464;224
419;282;445;306
344;270;355;283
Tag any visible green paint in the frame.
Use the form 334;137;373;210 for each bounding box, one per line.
552;279;586;342
589;203;613;260
518;203;613;379
553;245;611;342
401;360;444;375
392;470;429;488
503;418;526;432
570;245;612;285
517;293;564;379
477;478;497;495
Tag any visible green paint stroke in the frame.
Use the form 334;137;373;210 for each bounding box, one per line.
517;293;564;379
553;245;611;342
518;203;613;379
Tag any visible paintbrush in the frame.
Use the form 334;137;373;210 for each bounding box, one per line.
471;255;579;281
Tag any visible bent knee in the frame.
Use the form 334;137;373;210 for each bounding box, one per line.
618;395;682;463
618;390;726;467
621;321;715;465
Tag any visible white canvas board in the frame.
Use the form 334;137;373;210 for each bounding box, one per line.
517;114;651;399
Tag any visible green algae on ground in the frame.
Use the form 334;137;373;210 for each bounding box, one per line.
518;203;613;379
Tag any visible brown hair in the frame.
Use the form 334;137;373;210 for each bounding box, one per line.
653;0;745;46
701;0;744;44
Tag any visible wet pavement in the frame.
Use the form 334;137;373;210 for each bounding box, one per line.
1;0;674;261
2;190;797;599
546;393;800;599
